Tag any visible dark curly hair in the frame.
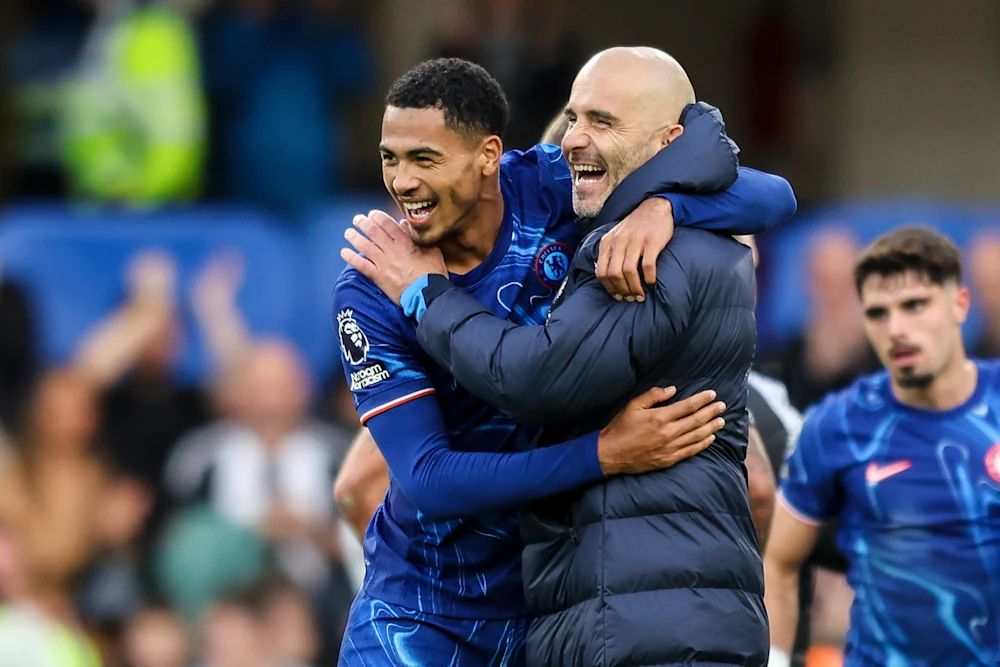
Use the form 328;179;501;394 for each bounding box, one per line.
386;58;509;140
853;226;962;295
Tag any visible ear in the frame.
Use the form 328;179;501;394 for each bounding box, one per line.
480;135;503;177
954;285;971;324
659;124;685;149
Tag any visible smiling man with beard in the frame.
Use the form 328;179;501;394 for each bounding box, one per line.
343;48;795;666
332;56;794;665
764;227;1000;667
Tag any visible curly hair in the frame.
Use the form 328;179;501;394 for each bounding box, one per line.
853;226;962;295
386;58;509;140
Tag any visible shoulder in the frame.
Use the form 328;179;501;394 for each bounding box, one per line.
332;268;407;331
976;358;1000;392
667;227;751;263
501;143;565;172
803;371;891;434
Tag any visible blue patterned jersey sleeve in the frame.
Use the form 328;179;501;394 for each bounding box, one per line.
779;401;842;524
332;272;434;424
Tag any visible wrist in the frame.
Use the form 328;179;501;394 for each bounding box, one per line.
596;429;620;476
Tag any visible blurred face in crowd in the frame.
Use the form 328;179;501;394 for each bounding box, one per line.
810;231;862;312
380;106;502;248
28;370;99;454
203;603;268;667
123;608;190;667
233;341;310;435
562;47;691;218
969;233;1000;323
262;587;319;665
859;271;969;389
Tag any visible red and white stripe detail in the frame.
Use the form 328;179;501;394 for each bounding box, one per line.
359;388;436;425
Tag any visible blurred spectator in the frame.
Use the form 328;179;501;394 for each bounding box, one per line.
4;0;92;197
761;229;878;410
0;264;37;429
0;369;108;615
153;506;266;622
201;0;372;219
969;231;1000;358
61;0;206;205
163;340;358;655
122;604;191;667
0;524;102;667
259;578;319;667
75;251;210;542
197;583;298;667
76;476;154;651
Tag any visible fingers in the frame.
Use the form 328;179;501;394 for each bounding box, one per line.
353;213;396;248
671;410;726;448
340;248;377;281
629;385;677;410
344;227;381;260
619;238;645;299
640;233;666;287
368;209;407;241
595;235;619;299
657;389;718;420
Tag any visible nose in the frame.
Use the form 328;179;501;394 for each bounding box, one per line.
886;309;908;340
561;122;590;155
390;163;420;196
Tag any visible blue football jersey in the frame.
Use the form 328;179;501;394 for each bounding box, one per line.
332;144;581;619
780;359;1000;666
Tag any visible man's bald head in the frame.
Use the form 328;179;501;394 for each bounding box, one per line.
562;46;696;218
576;47;695;127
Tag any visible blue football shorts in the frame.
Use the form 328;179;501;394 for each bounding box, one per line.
338;594;527;666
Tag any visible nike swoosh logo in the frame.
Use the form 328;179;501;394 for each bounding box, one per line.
866;460;913;485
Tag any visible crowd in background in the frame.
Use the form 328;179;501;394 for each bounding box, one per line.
2;1;1000;667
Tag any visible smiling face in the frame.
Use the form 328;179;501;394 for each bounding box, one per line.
859;271;969;388
380;106;499;248
561;48;692;218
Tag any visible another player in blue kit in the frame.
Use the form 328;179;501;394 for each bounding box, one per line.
334;58;795;665
765;227;1000;667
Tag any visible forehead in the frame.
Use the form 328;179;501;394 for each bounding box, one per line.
568;64;641;117
859;271;945;305
381;106;464;151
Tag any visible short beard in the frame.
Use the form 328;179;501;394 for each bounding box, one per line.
571;136;659;220
895;370;934;388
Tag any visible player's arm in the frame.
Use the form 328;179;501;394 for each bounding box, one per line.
746;424;776;550
403;255;694;423
365;386;724;520
595;168;797;300
764;500;821;665
333;276;723;520
764;407;842;664
333;428;389;540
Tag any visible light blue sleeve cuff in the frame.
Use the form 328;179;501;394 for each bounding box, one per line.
400;275;431;322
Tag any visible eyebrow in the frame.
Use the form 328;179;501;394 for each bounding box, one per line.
379;144;444;158
563;107;620;124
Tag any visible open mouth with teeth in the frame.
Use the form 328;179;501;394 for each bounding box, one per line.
572;163;607;190
401;200;438;225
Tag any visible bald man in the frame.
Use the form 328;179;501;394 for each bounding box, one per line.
345;48;793;666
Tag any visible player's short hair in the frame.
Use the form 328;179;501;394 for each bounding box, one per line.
386;58;509;141
853;226;962;295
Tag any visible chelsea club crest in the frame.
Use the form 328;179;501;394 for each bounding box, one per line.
337;309;369;366
535;242;572;288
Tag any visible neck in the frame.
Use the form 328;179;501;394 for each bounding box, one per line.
892;350;977;411
439;181;504;275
